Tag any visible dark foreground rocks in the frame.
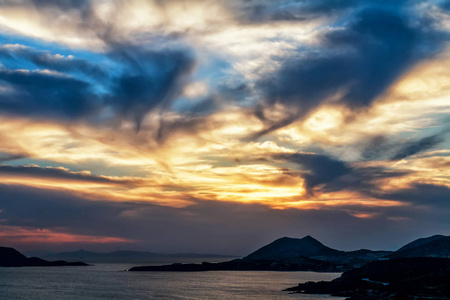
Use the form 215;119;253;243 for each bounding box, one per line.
285;257;450;300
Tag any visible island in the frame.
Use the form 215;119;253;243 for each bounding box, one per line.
129;235;391;272
0;246;89;267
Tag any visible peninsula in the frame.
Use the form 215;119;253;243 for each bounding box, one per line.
0;246;89;267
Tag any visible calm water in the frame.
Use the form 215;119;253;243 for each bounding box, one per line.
0;263;344;299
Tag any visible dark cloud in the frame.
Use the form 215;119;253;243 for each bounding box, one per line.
0;164;138;185
0;152;26;163
391;134;446;161
107;45;195;130
361;135;390;160
325;8;419;106
0;45;195;130
0;0;90;10
155;114;207;143
440;0;450;10
0;69;99;120
253;4;444;137
275;153;352;194
0;47;195;129
28;0;89;10
274;152;409;195
273;151;450;221
376;183;450;209
361;132;448;161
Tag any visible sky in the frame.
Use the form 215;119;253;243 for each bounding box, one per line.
0;0;449;255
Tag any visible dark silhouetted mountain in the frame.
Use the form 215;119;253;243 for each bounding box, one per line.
245;236;338;260
0;247;28;267
39;249;236;263
245;236;391;266
285;257;450;299
397;234;446;252
0;246;89;267
390;235;450;259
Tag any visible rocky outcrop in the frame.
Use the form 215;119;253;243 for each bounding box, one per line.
0;246;89;267
245;236;390;267
389;235;450;259
286;257;450;299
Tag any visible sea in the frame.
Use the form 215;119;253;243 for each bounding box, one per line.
0;261;345;299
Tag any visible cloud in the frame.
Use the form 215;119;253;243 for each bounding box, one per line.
0;164;138;185
0;46;196;131
0;44;195;130
360;131;448;161
252;4;446;137
0;152;26;162
274;152;410;195
439;0;450;11
391;133;447;161
28;0;89;10
0;69;99;120
107;44;195;130
376;183;450;210
0;44;107;80
0;0;448;253
0;1;197;131
1;0;443;137
275;152;352;194
232;0;358;23
0;225;133;245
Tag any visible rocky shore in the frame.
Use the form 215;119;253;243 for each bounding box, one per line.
285;257;450;300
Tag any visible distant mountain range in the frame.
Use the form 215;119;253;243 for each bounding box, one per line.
32;249;236;263
0;246;88;267
129;234;450;272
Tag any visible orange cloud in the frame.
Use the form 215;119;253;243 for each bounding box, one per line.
0;225;134;245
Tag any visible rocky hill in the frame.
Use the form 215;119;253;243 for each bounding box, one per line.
245;236;391;267
0;246;89;267
286;257;450;299
396;234;446;252
130;235;392;272
245;236;338;260
390;235;450;259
